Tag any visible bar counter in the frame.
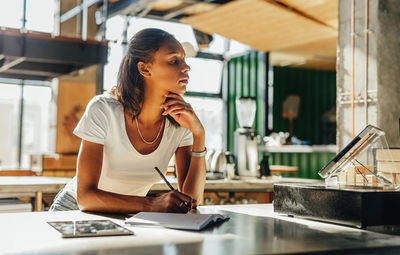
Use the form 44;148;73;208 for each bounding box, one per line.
2;204;400;254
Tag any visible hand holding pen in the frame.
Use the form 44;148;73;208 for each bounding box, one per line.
154;167;196;213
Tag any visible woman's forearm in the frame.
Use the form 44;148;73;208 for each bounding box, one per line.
182;131;207;203
77;188;153;213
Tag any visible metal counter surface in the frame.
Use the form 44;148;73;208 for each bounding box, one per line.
2;204;400;254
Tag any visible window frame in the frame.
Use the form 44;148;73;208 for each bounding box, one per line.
0;78;51;168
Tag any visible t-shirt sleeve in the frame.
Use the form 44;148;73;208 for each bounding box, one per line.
178;127;193;147
73;97;109;145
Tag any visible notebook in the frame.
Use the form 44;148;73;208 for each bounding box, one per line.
125;212;230;231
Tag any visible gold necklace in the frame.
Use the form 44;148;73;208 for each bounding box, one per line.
135;116;164;145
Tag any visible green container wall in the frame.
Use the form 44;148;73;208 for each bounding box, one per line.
269;152;336;179
227;51;266;153
273;67;336;145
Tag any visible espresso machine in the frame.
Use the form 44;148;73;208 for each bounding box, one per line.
234;97;259;177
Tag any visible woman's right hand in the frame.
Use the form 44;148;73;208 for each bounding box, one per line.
150;190;195;213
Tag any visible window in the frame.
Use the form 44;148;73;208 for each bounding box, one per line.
200;34;226;55
104;42;124;91
228;39;251;56
184;96;224;150
25;0;55;33
185;58;223;94
21;85;52;168
0;84;21;168
0;0;54;32
0;81;52;169
127;17;198;51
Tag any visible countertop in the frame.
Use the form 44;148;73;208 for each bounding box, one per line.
2;204;400;254
149;176;322;193
258;144;337;153
0;176;322;195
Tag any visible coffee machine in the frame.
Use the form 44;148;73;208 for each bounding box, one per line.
234;97;259;177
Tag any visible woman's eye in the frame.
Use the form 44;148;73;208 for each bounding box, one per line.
170;59;179;64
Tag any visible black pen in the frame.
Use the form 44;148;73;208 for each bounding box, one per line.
154;167;175;191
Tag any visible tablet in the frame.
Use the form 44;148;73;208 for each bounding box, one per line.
48;220;134;238
318;125;385;179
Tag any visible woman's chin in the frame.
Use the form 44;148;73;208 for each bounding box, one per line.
171;87;187;94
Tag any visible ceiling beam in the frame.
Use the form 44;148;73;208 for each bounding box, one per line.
162;2;197;20
107;0;144;18
0;57;26;73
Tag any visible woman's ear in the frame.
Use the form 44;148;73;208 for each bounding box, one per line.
137;61;151;78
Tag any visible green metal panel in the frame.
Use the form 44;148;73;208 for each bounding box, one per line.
227;51;266;153
273;67;336;145
269;152;336;179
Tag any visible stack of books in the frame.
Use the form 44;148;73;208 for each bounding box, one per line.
374;148;400;184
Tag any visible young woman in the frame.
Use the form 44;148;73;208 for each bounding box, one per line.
50;28;206;213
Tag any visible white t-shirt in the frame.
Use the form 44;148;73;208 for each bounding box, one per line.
64;94;193;199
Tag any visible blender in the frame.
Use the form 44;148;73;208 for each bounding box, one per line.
234;97;259;177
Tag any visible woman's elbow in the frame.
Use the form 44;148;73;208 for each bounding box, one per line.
76;187;95;211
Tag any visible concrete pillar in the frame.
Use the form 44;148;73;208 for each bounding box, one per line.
337;0;400;148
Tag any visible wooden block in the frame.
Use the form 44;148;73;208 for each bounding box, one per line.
365;175;377;185
378;172;394;184
338;171;347;183
355;174;365;185
377;161;400;173
67;171;76;178
42;171;54;176
394;174;400;185
42;154;77;170
346;168;356;185
375;148;400;161
0;170;36;176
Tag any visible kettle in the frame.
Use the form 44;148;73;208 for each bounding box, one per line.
210;150;227;179
209;151;237;180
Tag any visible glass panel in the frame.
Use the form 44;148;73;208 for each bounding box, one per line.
21;85;52;168
0;0;23;29
0;84;21;169
127;17;198;50
229;39;251;56
104;42;124;92
184;96;224;151
26;0;54;33
186;58;223;94
105;15;125;41
200;34;226;55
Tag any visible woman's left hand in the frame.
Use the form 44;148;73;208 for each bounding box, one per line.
161;92;204;136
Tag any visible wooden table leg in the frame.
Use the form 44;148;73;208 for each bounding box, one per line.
35;191;42;211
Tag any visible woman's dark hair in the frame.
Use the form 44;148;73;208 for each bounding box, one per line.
113;28;178;125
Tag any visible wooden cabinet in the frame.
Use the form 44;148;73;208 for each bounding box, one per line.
203;191;273;205
31;154;77;177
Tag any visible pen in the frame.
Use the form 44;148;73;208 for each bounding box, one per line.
154;167;175;191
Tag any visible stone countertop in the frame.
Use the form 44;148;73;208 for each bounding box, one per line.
149;176;322;193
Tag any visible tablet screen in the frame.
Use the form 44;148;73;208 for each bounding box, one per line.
48;220;134;238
